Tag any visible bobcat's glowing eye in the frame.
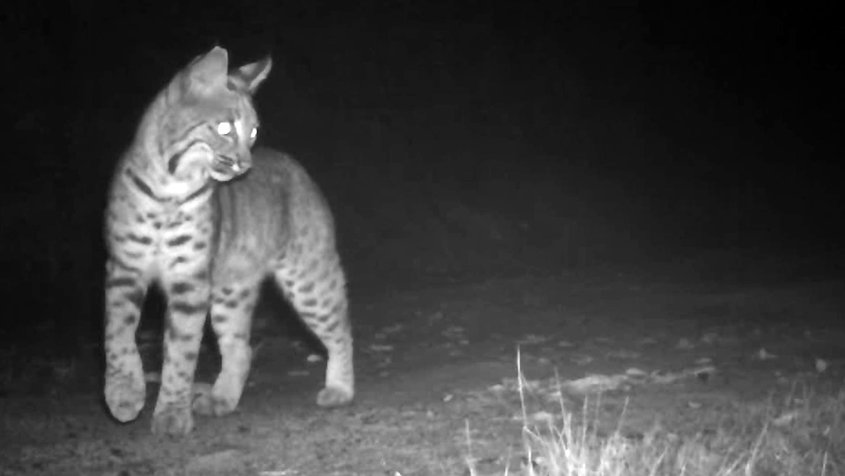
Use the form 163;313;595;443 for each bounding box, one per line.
250;127;258;140
216;121;233;136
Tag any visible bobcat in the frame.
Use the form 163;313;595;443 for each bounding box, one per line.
103;47;354;436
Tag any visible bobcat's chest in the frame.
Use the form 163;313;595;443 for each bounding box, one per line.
116;197;216;278
144;206;203;237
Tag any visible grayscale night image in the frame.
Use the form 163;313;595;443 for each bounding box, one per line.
2;1;843;474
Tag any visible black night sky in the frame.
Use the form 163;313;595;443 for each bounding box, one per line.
3;0;844;390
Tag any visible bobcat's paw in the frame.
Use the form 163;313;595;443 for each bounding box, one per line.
105;373;146;422
316;385;354;407
151;404;194;436
192;382;239;416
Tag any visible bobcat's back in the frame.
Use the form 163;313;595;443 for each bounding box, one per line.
210;148;336;286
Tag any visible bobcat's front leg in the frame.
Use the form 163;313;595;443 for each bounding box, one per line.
151;272;210;436
104;259;149;423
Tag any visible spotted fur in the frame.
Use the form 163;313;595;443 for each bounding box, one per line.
103;47;354;436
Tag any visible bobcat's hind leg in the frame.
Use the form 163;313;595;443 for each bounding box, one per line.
274;253;354;407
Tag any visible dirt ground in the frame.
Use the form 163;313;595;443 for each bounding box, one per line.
2;259;844;475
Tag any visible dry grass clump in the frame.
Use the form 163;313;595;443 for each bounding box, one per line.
465;352;843;476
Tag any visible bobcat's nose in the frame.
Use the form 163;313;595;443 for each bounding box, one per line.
217;154;250;175
234;153;252;173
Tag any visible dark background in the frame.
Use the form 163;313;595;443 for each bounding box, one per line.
3;1;843;361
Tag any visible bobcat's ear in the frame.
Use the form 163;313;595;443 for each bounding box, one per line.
183;46;229;95
231;55;272;94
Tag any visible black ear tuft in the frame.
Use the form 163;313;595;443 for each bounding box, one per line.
231;55;273;94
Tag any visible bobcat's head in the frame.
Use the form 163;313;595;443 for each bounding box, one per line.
154;47;272;184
